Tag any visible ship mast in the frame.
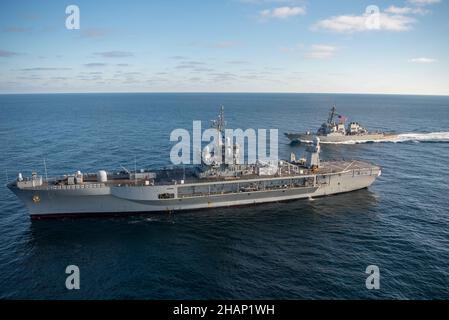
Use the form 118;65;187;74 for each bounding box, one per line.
207;106;227;166
211;105;226;138
327;104;337;124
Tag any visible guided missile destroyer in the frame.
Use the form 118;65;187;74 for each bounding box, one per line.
8;108;381;219
285;105;397;143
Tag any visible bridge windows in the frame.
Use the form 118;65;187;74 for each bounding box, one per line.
158;193;175;199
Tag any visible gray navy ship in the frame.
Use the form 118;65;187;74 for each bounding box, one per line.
8;107;381;219
285;105;397;144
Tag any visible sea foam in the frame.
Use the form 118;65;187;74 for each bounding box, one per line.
320;132;449;144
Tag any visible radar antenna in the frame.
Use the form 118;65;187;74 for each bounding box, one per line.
120;165;130;174
327;104;337;124
211;105;226;136
134;156;137;185
43;158;48;182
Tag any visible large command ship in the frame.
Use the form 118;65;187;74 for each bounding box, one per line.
8;107;381;218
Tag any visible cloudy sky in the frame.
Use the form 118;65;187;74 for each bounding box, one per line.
0;0;448;94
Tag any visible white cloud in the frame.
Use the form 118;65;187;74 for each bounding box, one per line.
384;6;429;15
304;45;337;59
260;6;306;19
313;0;442;33
407;0;441;6
409;57;437;63
241;0;305;4
280;43;337;59
94;51;134;58
312;12;416;33
213;41;241;48
0;49;20;57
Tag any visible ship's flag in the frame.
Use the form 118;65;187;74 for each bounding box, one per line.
338;115;347;122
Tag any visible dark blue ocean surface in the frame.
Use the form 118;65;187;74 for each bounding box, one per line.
0;93;448;299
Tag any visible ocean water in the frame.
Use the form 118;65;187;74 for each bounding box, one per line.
0;93;448;299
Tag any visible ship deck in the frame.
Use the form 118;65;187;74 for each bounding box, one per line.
152;159;378;185
14;160;379;190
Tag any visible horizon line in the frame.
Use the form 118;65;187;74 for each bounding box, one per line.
1;91;448;97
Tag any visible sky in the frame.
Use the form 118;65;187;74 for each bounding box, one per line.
0;0;448;95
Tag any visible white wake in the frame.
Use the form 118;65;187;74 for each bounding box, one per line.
320;132;449;145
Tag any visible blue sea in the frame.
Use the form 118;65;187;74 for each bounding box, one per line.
0;93;448;299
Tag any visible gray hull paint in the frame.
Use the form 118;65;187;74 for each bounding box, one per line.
9;169;379;217
285;133;394;143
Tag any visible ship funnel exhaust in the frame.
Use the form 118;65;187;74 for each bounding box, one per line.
306;137;320;169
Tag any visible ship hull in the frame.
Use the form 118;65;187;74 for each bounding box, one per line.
285;132;397;144
8;169;379;218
